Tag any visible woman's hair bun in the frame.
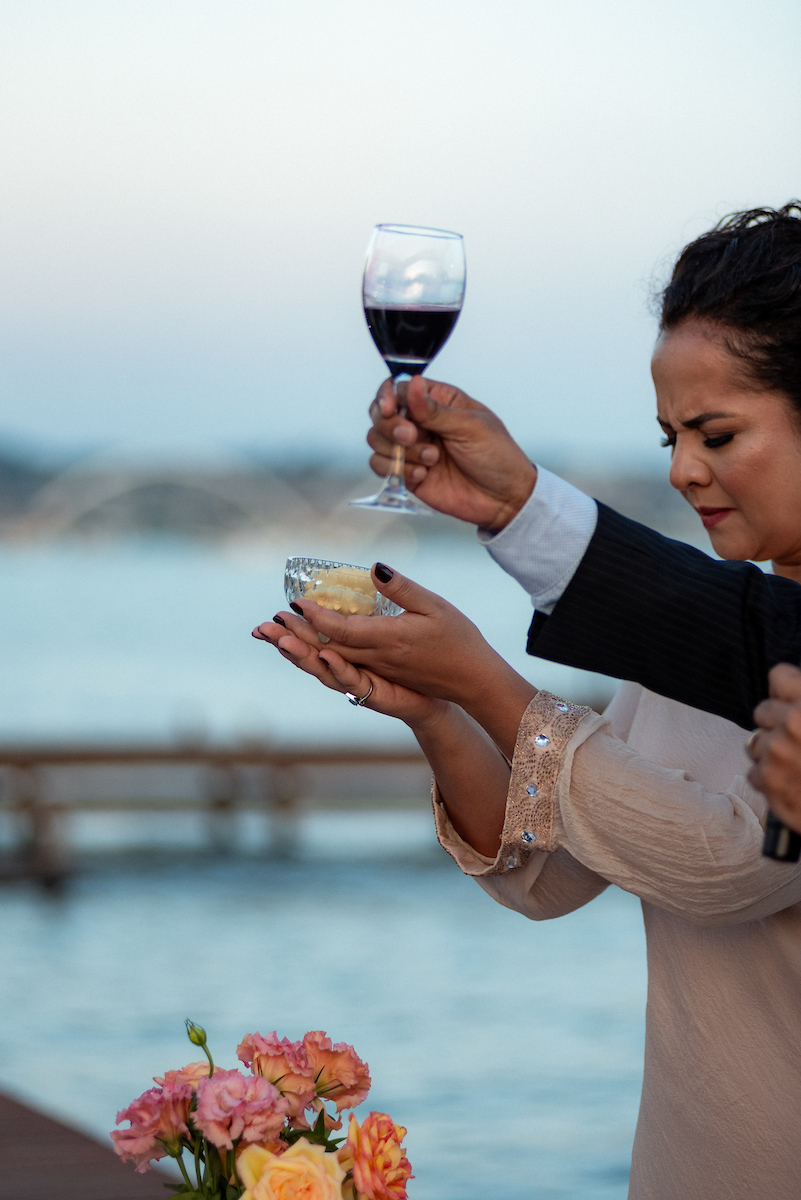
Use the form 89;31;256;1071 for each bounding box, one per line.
661;203;801;413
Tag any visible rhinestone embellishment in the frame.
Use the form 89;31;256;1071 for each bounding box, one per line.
534;734;550;747
555;702;570;712
526;784;539;797
506;855;517;869
521;830;536;843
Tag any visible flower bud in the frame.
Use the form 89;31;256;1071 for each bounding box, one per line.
185;1020;208;1048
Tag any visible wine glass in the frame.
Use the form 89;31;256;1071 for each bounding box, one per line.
351;223;466;513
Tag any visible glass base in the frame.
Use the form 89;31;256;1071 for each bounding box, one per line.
350;476;432;515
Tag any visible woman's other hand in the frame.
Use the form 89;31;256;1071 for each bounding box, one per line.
252;611;446;729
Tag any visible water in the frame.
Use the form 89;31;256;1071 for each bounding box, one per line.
0;533;613;745
0;840;646;1200
0;533;642;1197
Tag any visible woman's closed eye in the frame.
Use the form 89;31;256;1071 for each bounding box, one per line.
659;432;735;449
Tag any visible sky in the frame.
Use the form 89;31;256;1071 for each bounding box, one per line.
0;0;799;470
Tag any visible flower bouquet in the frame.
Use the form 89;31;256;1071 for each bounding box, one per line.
111;1021;413;1200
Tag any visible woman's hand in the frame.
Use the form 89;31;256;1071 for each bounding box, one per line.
274;565;537;760
252;611;447;729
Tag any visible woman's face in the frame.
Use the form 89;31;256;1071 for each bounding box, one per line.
652;320;801;576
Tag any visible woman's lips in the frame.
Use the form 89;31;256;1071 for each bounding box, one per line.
696;506;734;529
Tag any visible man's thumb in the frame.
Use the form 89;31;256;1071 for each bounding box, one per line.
404;377;482;432
372;563;437;615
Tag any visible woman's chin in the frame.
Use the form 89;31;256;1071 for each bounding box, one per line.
705;528;758;562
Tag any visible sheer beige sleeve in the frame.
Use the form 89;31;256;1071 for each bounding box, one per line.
433;692;610;920
436;690;801;927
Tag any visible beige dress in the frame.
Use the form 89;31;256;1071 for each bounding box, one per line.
434;685;801;1200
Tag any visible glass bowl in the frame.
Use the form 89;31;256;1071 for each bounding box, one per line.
284;557;404;617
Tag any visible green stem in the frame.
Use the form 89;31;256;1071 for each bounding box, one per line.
202;1044;215;1077
193;1136;203;1190
173;1150;194;1190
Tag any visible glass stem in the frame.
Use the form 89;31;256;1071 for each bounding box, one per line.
384;377;410;496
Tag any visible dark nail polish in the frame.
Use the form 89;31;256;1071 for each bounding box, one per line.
375;562;394;584
273;614;287;627
290;602;303;615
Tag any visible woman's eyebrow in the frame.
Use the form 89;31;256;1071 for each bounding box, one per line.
680;411;736;429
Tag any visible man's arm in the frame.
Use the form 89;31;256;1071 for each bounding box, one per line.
366;375;801;727
525;504;801;730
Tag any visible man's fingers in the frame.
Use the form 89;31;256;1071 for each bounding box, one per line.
753;697;793;734
368;451;428;486
404;375;487;427
768;662;801;703
367;423;440;466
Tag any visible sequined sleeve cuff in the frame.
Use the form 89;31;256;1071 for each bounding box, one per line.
433;691;593;877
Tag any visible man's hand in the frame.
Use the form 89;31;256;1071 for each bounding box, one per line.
748;663;801;832
367;375;537;532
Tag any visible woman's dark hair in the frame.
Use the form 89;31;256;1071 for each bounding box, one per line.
660;202;801;414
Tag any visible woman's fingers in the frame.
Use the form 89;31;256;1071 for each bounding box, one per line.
318;648;372;698
254;612;325;649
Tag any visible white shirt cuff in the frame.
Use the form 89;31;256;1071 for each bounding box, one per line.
477;466;598;614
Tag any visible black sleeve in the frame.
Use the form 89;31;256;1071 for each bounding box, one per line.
527;502;801;731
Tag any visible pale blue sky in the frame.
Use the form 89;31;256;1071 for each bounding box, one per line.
0;0;799;468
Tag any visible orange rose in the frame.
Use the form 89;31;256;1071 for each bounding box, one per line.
153;1061;214;1088
347;1113;413;1200
238;1137;345;1200
303;1031;371;1112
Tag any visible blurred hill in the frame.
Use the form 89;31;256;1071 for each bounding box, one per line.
0;444;700;543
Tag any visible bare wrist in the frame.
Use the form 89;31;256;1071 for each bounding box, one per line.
405;698;457;737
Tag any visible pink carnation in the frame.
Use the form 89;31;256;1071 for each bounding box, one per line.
238;1031;316;1121
303;1031;371;1112
194;1068;289;1150
111;1080;192;1172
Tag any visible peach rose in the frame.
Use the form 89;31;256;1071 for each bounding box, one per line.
347;1112;413;1200
238;1032;317;1122
238;1137;345;1200
303;1031;371;1112
153;1061;214;1088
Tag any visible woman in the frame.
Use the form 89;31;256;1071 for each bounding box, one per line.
254;205;801;1199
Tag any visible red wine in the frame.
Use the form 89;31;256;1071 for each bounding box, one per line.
364;304;461;376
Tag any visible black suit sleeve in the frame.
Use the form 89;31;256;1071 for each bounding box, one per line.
526;502;801;731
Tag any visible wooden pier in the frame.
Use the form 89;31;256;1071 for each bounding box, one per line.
0;1090;171;1198
0;742;431;886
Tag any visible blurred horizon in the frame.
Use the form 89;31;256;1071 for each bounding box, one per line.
1;0;800;470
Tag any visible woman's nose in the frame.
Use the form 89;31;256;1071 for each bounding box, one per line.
669;437;714;492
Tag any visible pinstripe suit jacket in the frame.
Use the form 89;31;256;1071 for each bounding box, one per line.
526;502;801;731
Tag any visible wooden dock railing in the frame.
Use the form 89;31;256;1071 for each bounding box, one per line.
0;743;431;886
